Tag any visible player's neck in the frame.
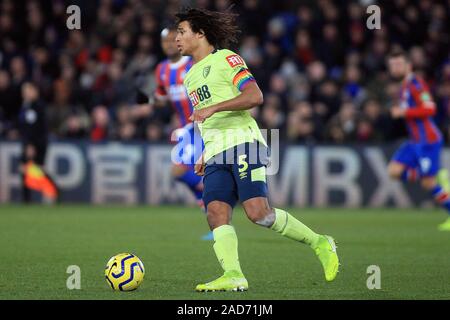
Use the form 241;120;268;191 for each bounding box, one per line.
192;44;215;64
168;55;183;63
403;71;414;83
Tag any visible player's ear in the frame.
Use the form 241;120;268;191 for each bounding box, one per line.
197;29;206;39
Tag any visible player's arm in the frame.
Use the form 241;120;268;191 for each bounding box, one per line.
391;80;436;119
214;81;263;112
404;85;436;119
131;64;169;119
152;62;170;108
190;81;263;122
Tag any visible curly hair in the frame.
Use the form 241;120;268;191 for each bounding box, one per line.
175;7;241;49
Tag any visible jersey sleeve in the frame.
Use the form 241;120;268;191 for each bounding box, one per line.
154;63;167;100
221;51;256;92
406;78;436;119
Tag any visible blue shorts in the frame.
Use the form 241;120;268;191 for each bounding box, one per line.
203;141;269;208
391;141;442;177
172;123;204;168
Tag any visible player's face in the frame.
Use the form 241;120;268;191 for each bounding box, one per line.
161;30;179;59
388;56;410;82
176;21;198;56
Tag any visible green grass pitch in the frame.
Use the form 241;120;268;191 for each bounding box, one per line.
0;205;449;300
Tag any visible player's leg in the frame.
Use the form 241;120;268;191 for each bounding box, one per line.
172;163;213;239
437;169;450;193
241;197;339;282
195;162;248;292
172;124;212;239
388;142;420;183
420;175;450;230
172;124;205;205
388;162;421;183
234;142;339;281
417;142;450;230
171;164;204;207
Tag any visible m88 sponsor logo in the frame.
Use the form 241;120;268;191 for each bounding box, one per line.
189;85;211;107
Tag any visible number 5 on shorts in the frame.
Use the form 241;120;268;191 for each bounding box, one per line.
238;154;248;179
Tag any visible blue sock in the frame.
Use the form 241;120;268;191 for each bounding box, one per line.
431;185;450;213
176;169;203;200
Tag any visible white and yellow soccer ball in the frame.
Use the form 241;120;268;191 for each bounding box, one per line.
105;253;145;291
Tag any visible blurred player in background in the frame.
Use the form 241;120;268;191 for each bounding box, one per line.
387;49;450;231
19;82;58;204
153;27;210;240
176;8;339;292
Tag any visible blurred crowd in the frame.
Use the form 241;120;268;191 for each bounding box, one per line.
0;0;450;144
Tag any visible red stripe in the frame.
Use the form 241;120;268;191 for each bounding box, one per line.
180;99;192;124
436;193;449;203
423;118;439;143
164;63;171;88
155;63;161;81
417;77;430;92
154;63;167;96
408;120;420;142
409;83;422;107
408;169;417;182
175;63;192;124
175;62;184;84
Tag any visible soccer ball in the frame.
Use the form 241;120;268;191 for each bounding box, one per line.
104;253;145;291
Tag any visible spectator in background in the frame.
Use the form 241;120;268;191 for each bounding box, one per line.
0;0;448;145
146;121;165;142
47;78;74;137
61;109;90;139
294;28;315;68
326;102;358;143
0;70;21;139
342;64;367;107
316;23;344;70
287;101;323;143
315;79;341;120
356;99;387;143
259;94;286;139
90;105;110;142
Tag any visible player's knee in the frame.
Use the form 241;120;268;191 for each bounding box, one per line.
206;202;231;229
171;165;186;178
388;163;402;179
245;203;272;226
206;210;219;228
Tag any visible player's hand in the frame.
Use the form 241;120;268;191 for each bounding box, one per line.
391;106;405;118
194;154;205;176
189;106;217;123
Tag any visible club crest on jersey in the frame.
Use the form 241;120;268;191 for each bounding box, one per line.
226;54;245;68
189;91;200;107
203;66;211;78
421;92;431;101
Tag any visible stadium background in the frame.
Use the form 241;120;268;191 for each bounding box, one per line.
0;0;449;207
